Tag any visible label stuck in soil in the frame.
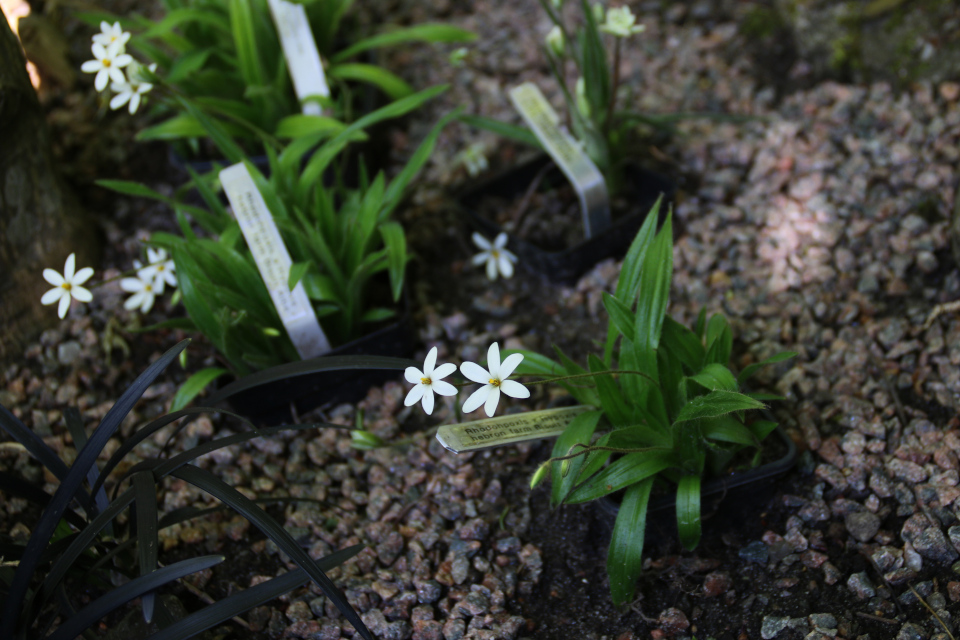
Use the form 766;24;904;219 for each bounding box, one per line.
436;405;594;453
508;82;610;237
220;163;331;359
267;0;329;116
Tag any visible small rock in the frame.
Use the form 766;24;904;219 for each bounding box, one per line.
847;572;876;599
739;540;769;565
443;618;465;640
914;526;959;563
57;340;82;365
846;510;881;542
808;613;837;630
897;622;925;640
703;571;732;597
656;608;689;634
760;616;790;639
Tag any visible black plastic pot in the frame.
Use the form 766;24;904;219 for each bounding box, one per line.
594;424;797;545
221;307;414;426
456;154;675;285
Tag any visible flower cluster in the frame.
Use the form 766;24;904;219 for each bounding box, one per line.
80;22;155;114
403;343;530;417
40;248;177;318
120;248;177;313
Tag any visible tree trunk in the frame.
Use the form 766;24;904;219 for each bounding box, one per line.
0;16;100;360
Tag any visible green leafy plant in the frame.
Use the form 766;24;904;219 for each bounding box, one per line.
99;87;454;400
510;199;796;604
78;0;474;146
0;339;377;639
464;0;752;194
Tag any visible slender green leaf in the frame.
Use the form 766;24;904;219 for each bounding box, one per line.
674;390;765;424
288;262;311;292
566;450;673;504
704;313;733;366
607;478;653;605
702;415;759;448
275;114;346;139
660;315;705;373
378;222;407;301
96;180;167;201
737;351;797;385
332;24;476;62
457;114;542;150
676;475;701;550
687;363;738;393
549;410;602;508
170;368;229;412
588;355;629;427
601;292;635;344
329;63;413;100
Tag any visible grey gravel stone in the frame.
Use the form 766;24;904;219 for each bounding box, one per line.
847;572;876;599
739;540;770;565
897;622;926;640
845;510;881;542
56;340;82;365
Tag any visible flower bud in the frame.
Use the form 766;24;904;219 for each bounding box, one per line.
350;430;385;450
262;327;281;337
575;77;591;119
592;3;605;24
560;458;571;477
545;26;565;58
529;462;550;489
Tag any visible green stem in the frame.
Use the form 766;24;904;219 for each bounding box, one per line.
605;37;621;137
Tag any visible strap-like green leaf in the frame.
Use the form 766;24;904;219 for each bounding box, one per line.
659;315;704;373
737;351;797;385
674;390;764;424
170;368;229;412
701;415;759;448
332;24;476;62
329;63;413;100
588;355;629;427
601;292;635;344
607;479;654;605
549;410;602;508
566;450;672;504
686;363;738;393
704;313;732;366
457;114;542;150
379;222;407;301
676;475;701;550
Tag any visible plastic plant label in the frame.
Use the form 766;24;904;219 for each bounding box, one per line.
267;0;329;116
436;405;594;453
508;82;611;238
220;162;331;359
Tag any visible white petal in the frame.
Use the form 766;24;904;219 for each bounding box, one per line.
113;53;133;67
41;288;64;305
120;277;144;293
487;343;501;375
404;384;425;407
483;387;501;417
58;294;71;318
432;362;457;380
472;232;492;250
95;69;109;92
494;232;509;249
124;292;143;310
43;269;65;286
498;253;514;279
70;285;93;303
499;353;524;380
148;248;164;263
63;254;76;280
92;42;107;59
499;379;530;399
107;67;127;85
128;92;141;114
423;347;437;376
461;386;489;414
72;267;94;286
404;366;424;384
421;388;435;415
486;256;498;280
81;60;102;73
140;292;155;313
501;247;518;263
160;270;177;287
471;251;490;267
431;379;457;397
110;92;130;110
100;20;111;32
460;361;491;384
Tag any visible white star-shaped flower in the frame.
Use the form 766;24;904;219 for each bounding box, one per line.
471;232;517;281
599;7;645;38
81;41;132;92
404;347;458;415
137;248;176;288
460;343;530;417
41;253;94;319
92;21;131;50
121;268;161;313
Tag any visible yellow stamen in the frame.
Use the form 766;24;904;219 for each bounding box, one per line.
61;283;72;291
103;59;112;67
421;377;432;385
489;378;501;387
491;249;500;259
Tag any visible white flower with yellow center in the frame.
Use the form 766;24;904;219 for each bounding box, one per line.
404;347;458;415
600;6;645;38
41;253;94;319
460;343;530;417
81;41;133;92
137;247;176;289
121;267;161;313
92;21;131;50
471;232;517;281
110;63;156;115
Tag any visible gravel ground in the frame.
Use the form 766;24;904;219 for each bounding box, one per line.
4;0;960;639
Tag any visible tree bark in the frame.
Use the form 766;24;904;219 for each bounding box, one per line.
0;16;100;360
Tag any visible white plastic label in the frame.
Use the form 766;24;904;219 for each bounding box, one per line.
267;0;329;116
509;82;611;237
219;163;331;359
436;405;594;453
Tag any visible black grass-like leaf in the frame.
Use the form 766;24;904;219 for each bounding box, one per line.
144;544;364;640
46;555;224;640
0;340;190;638
170;465;374;640
133;471;160;623
64;407;111;520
